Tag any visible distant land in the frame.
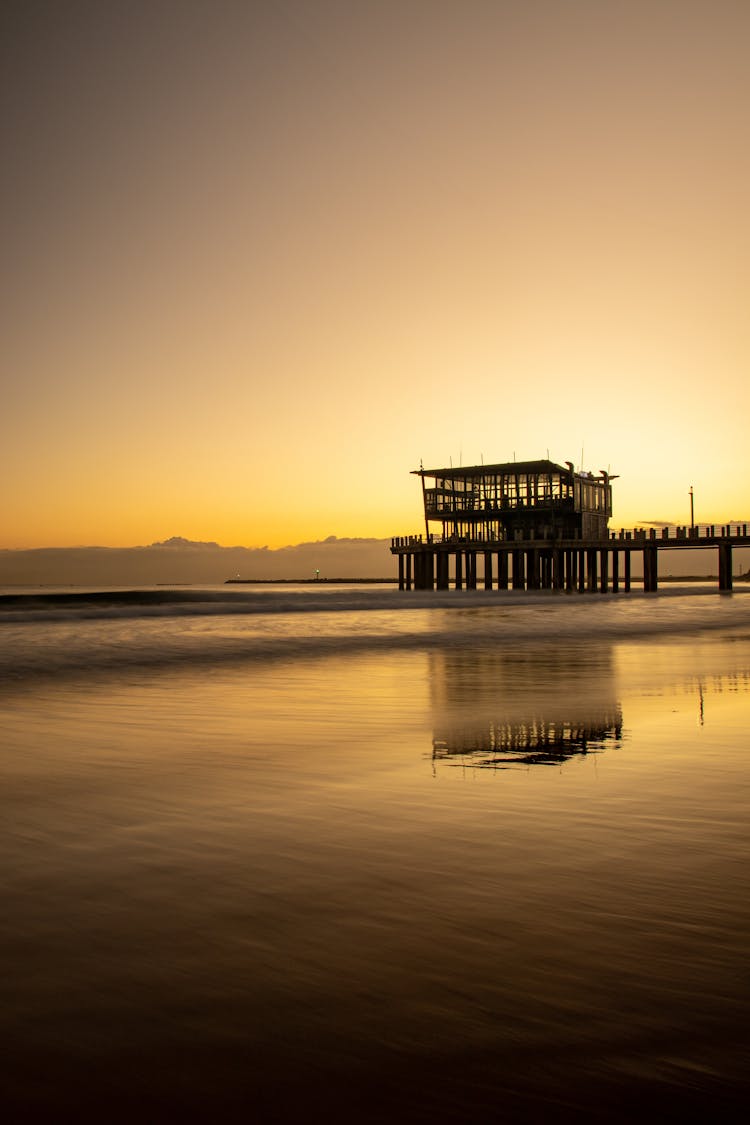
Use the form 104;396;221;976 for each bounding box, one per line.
0;536;394;586
0;536;747;588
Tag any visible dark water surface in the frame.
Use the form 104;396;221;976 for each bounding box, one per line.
1;587;749;1121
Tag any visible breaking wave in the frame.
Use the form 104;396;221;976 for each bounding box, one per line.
1;585;749;688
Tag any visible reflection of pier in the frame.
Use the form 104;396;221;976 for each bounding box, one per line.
429;647;623;769
433;712;623;768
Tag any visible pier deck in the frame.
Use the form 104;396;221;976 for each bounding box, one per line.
391;523;750;593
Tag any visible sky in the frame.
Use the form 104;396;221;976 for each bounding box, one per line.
2;0;749;549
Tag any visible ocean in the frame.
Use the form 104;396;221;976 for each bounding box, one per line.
1;584;749;1122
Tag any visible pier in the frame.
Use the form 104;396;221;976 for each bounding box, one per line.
391;457;749;593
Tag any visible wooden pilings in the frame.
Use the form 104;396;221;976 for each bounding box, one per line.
395;535;744;593
401;545;619;591
395;528;746;594
719;542;733;591
436;552;449;590
512;550;524;589
643;544;658;593
498;552;509;589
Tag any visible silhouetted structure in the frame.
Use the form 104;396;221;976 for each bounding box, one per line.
417;458;613;542
392;456;750;592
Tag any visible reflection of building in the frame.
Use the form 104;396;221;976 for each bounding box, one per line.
430;646;623;769
418;459;614;543
433;713;622;767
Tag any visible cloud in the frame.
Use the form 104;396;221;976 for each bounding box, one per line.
150;537;221;549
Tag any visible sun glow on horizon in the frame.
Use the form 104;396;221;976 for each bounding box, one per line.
2;2;749;554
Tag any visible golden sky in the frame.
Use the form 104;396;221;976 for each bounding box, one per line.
2;0;749;548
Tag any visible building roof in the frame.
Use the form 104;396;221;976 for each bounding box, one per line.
413;458;574;480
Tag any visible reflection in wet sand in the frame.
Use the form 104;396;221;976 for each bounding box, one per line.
430;644;623;768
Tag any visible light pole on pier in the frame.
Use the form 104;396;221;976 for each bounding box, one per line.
689;486;694;529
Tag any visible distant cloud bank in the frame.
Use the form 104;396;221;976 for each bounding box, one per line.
2;536;743;587
0;537;394;586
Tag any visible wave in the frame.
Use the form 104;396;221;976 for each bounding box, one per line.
1;586;750;693
1;583;748;625
0;586;403;624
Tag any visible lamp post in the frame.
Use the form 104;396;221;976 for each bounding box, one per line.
689;486;694;530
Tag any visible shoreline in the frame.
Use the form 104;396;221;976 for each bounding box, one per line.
226;574;750;585
224;577;396;584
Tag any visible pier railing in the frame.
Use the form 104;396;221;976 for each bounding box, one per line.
611;523;749;542
391;523;749;549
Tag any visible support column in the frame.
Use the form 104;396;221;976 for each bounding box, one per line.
424;551;434;590
405;553;412;591
484;551;493;590
553;549;564;590
467;552;477;590
719;542;733;591
398;554;405;591
612;550;619;593
414;551;424;590
497;552;509;590
643;545;658;592
577;550;586;593
512;550;525;589
436;552;449;590
565;549;575;592
527;549;540;590
541;551;552;589
599;548;609;594
454;552;463;590
587;549;597;592
624;551;631;592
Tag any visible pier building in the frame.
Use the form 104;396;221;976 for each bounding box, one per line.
417;459;613;543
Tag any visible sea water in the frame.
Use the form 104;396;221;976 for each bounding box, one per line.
1;585;749;1122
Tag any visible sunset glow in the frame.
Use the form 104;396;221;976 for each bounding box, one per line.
3;0;749;549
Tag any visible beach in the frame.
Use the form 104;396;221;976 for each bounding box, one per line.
1;586;749;1121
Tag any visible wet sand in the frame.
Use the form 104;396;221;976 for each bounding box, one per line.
1;593;749;1120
